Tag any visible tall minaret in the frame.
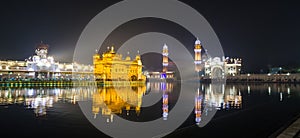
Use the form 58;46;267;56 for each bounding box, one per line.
162;44;169;73
194;38;202;72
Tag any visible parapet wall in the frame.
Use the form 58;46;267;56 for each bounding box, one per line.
226;74;300;83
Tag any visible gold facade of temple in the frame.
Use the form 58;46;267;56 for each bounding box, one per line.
93;46;146;81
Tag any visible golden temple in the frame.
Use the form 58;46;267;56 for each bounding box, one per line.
93;46;146;83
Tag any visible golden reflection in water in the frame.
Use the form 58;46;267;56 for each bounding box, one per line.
92;85;147;122
91;82;176;122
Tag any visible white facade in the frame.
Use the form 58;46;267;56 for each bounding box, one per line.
0;43;93;80
192;38;242;77
204;57;242;77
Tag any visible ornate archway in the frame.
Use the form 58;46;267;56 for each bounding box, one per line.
206;57;225;79
211;66;224;79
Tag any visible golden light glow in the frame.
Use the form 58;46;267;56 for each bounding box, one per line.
93;47;146;81
92;85;147;122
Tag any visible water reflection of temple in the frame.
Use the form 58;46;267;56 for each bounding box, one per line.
25;92;54;116
223;86;242;109
150;82;173;93
0;87;93;116
91;82;175;122
204;84;242;110
195;88;203;125
195;83;243;124
1;83;297;121
0;89;25;105
161;82;170;120
92;85;146;122
194;83;300;125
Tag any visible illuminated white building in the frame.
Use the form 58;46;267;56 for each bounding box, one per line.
26;43;58;78
224;57;242;76
203;56;242;77
0;42;93;79
146;39;242;80
193;38;242;77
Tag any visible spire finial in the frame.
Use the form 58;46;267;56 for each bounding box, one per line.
163;43;168;49
111;46;114;52
195;38;201;45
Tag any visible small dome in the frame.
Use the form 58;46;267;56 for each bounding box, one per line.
163;43;168;49
195;38;201;45
36;42;49;50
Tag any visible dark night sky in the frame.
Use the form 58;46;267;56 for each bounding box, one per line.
0;0;299;73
